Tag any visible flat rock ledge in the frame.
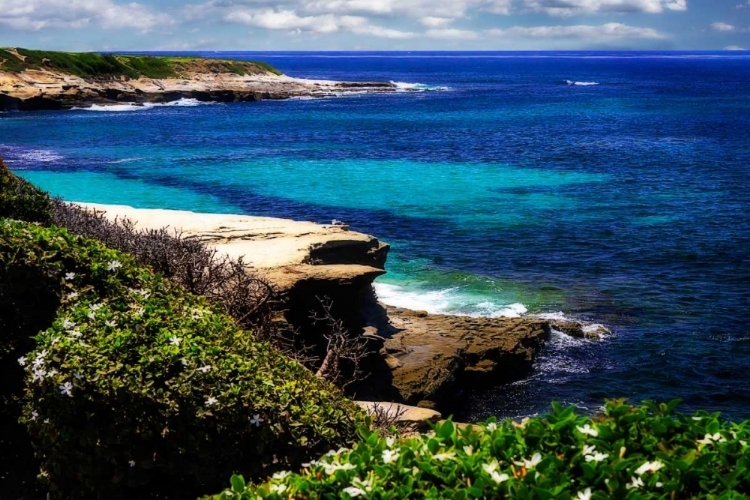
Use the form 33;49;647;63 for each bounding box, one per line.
72;203;609;414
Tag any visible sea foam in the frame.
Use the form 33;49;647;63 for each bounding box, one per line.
390;81;450;92
373;282;527;318
565;80;600;86
75;99;215;112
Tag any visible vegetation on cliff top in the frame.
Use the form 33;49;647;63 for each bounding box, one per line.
0;48;282;79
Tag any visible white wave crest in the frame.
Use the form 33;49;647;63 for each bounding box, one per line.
373;282;527;318
108;157;143;164
565;80;600;86
16;149;63;163
74;98;215;112
390;81;450;92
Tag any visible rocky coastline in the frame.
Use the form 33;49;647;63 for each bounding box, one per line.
74;203;609;417
0;60;399;112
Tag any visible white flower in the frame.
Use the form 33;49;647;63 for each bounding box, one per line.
577;424;598;437
386;436;396;448
585;452;609;463
169;336;181;347
463;445;474;456
68;329;82;338
577;488;592;500
138;289;151;299
90;303;103;311
697;432;727;445
482;460;509;483
382;449;399;464
486;422;498;432
105;320;117;328
482;460;499;474
433;452;456;461
46;368;58;378
133;307;145;317
87;311;96;320
344;478;373;498
321;462;356;475
74;372;83;380
635;460;664;475
272;471;291;481
30;410;38;421
626;476;644;490
269;484;287;495
18;356;26;367
515;452;542;469
59;381;73;397
62;319;75;330
129;460;136;468
65;272;75;281
205;396;218;406
197;365;212;373
692;416;703;421
67;292;79;300
490;471;510;484
583;444;596;455
343;486;366;498
250;414;264;427
107;260;122;271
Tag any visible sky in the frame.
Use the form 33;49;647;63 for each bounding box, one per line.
0;0;748;51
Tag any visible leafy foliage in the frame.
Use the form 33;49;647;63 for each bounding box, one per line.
213;400;750;499
0;47;282;78
0;220;364;499
51;201;275;338
0;158;53;226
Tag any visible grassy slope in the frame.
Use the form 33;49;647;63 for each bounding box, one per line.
0;48;281;79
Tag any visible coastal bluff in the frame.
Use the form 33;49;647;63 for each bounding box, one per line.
0;48;398;111
73;203;608;411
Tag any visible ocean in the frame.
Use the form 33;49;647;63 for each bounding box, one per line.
2;51;749;422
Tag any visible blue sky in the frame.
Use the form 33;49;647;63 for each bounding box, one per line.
0;0;748;51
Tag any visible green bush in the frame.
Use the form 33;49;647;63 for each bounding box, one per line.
0;220;364;499
0;158;53;225
213;400;750;499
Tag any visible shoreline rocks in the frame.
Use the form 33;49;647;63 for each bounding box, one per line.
0;67;399;111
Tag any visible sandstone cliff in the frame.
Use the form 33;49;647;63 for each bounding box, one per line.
0;48;398;111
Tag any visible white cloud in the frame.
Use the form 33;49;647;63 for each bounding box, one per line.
420;16;453;28
425;28;479;39
484;0;513;15
351;24;418;38
488;22;666;39
724;45;745;50
711;22;736;32
0;0;173;31
521;0;687;16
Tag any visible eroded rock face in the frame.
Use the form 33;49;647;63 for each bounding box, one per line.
356;305;551;409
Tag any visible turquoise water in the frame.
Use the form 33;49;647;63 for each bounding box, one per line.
2;51;750;420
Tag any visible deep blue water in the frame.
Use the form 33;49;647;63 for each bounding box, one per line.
2;51;749;421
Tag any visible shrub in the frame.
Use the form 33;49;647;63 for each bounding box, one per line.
0;158;53;224
212;400;750;499
0;220;364;499
51;200;275;337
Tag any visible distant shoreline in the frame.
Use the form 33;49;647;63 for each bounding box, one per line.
0;48;399;111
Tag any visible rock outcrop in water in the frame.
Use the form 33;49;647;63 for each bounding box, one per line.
0;48;398;111
72;203;609;412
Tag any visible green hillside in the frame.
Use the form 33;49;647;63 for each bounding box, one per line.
0;48;281;79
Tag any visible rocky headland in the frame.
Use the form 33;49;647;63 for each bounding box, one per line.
77;202;609;416
0;48;399;111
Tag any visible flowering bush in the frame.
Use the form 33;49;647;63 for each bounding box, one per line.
212;399;750;499
0;220;364;499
